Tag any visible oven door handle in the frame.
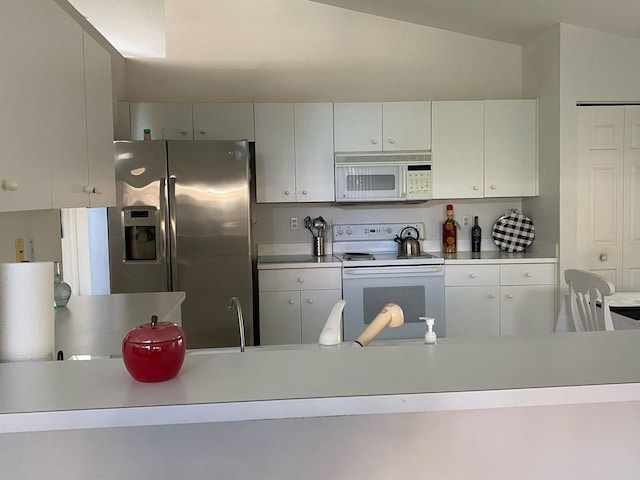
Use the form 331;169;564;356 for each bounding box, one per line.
343;266;443;276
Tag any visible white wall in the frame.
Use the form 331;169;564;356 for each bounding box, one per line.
0;210;62;263
124;0;522;102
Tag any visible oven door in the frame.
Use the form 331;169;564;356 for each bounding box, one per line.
342;265;445;341
335;163;404;202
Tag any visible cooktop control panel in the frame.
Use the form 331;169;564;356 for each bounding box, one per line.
332;223;424;241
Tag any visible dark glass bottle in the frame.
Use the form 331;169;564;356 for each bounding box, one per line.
471;216;481;253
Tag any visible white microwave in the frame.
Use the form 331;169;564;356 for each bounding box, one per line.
334;153;432;203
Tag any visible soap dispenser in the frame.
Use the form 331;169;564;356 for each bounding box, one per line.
420;317;437;344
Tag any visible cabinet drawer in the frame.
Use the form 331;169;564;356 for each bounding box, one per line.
259;268;342;291
500;263;555;285
445;265;499;286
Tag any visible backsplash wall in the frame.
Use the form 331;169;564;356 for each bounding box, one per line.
251;198;524;254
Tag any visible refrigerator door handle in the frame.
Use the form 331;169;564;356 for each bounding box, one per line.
168;176;178;291
159;176;171;291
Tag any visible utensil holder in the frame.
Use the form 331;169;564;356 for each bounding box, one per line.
313;236;326;257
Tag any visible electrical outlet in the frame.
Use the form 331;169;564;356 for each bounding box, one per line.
461;215;470;228
290;217;299;231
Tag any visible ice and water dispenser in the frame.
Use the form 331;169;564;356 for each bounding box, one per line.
123;206;158;261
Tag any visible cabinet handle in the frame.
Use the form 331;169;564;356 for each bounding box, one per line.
302;190;307;195
489;293;496;299
288;299;295;305
490;185;497;190
307;299;314;304
284;190;290;196
470;273;477;278
525;272;532;278
298;277;304;283
199;129;207;135
2;179;18;191
83;185;102;194
473;185;479;191
371;139;378;145
600;253;608;262
506;293;513;299
388;138;395;144
180;129;189;135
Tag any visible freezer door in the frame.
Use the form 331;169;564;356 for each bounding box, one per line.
108;141;170;293
167;140;252;348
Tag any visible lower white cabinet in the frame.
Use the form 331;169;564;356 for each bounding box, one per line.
259;267;342;345
445;262;556;337
258;267;342;345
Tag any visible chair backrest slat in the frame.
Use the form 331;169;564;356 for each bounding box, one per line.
564;269;615;332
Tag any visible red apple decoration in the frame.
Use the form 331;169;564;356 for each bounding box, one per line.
122;315;186;382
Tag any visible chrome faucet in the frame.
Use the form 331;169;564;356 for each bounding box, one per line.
228;296;246;352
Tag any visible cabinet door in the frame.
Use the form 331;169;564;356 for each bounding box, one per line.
45;1;88;210
576;106;624;287
83;32;115;207
432;101;484;199
294;103;334;202
484;100;537;197
259;291;301;345
445;286;500;337
623;106;640;291
192;103;255;141
0;0;52;211
500;285;555;335
130;103;193;140
382;101;431;151
254;103;296;203
334;102;382;152
301;289;342;344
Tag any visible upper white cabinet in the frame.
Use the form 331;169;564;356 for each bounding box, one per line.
82;32;116;207
192;103;255;141
484;100;538;197
432;99;538;199
255;103;334;203
130;103;193;140
432;101;485;199
0;0;115;212
334;101;431;152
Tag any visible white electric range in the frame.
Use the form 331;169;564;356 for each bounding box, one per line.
332;223;446;341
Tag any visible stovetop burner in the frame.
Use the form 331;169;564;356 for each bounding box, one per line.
343;252;376;260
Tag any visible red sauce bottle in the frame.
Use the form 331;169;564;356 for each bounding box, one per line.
443;204;457;253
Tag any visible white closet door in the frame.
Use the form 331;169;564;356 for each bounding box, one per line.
624;106;640;291
576;106;624;287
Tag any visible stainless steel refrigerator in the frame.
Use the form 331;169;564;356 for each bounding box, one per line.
107;140;252;349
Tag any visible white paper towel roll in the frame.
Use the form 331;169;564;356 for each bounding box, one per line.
0;262;54;362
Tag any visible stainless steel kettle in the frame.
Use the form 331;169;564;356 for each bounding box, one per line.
394;226;421;256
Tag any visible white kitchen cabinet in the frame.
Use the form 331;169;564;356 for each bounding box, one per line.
432;101;485;199
576;106;640;291
192;103;255;141
293;103;335;202
432;99;537;199
445;262;556;337
130;103;193;140
259;267;342;345
81;32;116;208
1;0;114;212
484;99;538;197
334;101;431;152
255;103;334;203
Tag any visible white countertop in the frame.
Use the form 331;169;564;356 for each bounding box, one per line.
2;329;640;434
257;254;342;269
54;292;186;359
442;250;558;264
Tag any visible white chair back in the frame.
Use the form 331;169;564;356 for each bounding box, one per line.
564;269;615;332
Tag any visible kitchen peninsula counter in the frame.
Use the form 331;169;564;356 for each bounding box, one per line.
2;330;640;434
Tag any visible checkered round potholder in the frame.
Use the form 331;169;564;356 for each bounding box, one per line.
491;210;535;252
